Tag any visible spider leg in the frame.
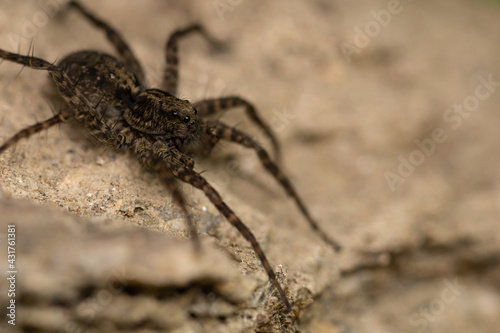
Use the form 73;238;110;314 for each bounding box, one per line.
67;1;145;83
136;139;292;309
202;120;341;252
0;48;203;251
0;49;95;154
0;114;70;154
163;24;220;96
170;163;292;312
134;138;200;250
0;49;121;148
158;167;201;250
194;96;281;161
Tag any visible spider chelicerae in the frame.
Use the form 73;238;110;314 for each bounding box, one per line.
0;1;340;312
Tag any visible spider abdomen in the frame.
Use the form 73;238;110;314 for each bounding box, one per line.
58;51;140;117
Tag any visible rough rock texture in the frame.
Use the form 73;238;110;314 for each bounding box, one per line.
1;0;500;332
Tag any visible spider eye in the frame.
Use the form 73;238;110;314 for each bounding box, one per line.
184;116;190;123
172;111;178;117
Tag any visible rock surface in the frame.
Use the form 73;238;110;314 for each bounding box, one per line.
1;0;500;332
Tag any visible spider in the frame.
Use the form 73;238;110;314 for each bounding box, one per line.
0;1;340;312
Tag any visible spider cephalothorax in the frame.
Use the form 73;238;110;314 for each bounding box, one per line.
125;89;199;139
0;1;340;312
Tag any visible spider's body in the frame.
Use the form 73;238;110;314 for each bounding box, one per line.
0;1;340;312
59;50;201;155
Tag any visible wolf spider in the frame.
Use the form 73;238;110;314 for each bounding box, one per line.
0;1;340;312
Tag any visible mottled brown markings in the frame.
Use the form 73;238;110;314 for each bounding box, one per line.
0;0;342;313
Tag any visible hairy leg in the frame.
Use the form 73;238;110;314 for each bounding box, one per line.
171;164;292;312
68;1;145;83
194;96;281;161
0;49;95;153
202;120;341;252
0;114;69;154
0;49;121;149
162;24;220;96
